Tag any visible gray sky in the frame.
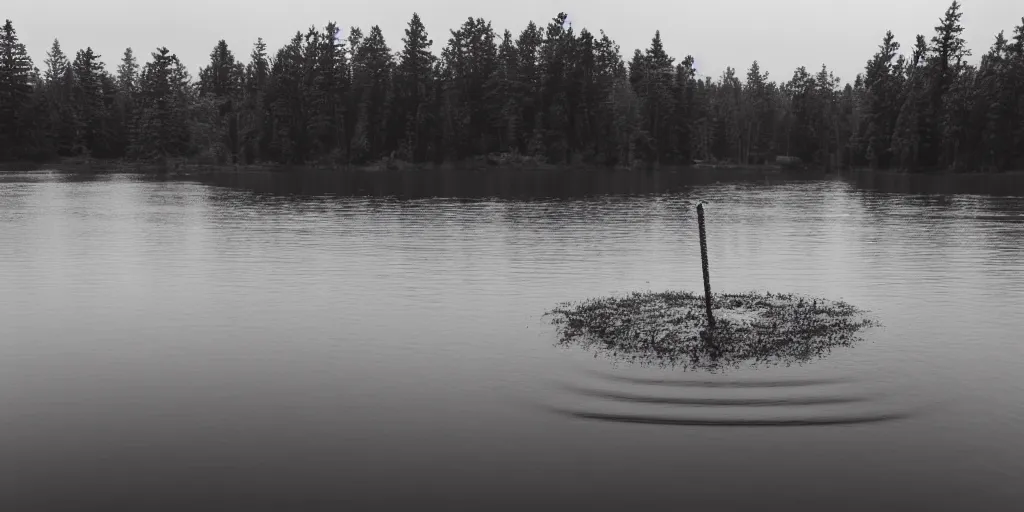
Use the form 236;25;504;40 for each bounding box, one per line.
9;0;1021;85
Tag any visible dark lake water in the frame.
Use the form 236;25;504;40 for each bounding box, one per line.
2;168;1023;511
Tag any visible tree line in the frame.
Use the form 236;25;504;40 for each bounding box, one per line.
1;2;1022;172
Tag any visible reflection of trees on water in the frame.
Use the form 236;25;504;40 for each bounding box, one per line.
190;167;1024;273
193;168;823;201
845;170;1024;199
847;175;1024;265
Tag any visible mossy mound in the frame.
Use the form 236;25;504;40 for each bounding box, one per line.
545;291;880;372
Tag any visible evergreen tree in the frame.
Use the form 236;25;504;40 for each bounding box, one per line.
742;60;773;164
632;31;676;165
110;48;140;158
306;22;350;164
239;38;270;163
198;40;242;98
70;47;111;156
537;13;573;163
117;47;139;95
862;31;903;168
711;67;742;164
131;47;192;160
485;29;522;154
198;40;243;162
394;13;435;162
513;22;544;157
930;1;971;168
0;19;36;159
441;17;498;159
892;35;932;170
569;28;598;163
43;39;69;84
1009;19;1024;169
339;25;393;163
264;32;306;163
42;39;76;155
593;31;628;165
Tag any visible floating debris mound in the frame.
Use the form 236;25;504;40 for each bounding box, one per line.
546;291;880;372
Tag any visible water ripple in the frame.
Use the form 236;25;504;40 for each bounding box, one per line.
561;385;870;407
584;370;853;388
544;367;914;428
545;408;914;427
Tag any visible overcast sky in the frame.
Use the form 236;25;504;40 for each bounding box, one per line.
8;0;1021;85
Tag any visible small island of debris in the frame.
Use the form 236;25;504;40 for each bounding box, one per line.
545;291;880;372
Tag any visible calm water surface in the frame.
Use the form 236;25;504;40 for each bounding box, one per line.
2;169;1023;511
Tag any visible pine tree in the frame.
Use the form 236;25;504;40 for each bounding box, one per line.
514;22;543;157
41;39;77;156
632;31;676;165
1009;19;1024;169
931;1;970;88
264;32;306;163
671;55;697;164
862;31;903;168
348;25;393;163
930;1;971;168
784;66;817;164
536;13;573;163
239;38;270;163
108;48;140;158
132;47;192;160
691;77;716;161
198;40;243;163
395;13;435;162
297;26;322;160
742;60;773;164
712;67;742;163
70;47;110;156
484;29;521;155
441;17;497;159
593;31;628;165
892;35;932;170
569;28;597;163
975;31;1012;171
117;48;139;95
0;19;36;159
609;73;641;166
306;22;350;164
814;65;841;170
43;39;69;84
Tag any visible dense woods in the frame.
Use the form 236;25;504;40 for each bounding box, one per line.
1;2;1023;172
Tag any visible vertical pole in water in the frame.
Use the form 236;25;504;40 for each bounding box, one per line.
697;203;715;330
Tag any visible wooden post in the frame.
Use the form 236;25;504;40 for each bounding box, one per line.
697;203;715;330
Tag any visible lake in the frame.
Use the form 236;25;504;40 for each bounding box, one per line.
2;168;1023;511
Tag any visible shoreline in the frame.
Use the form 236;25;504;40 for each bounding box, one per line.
2;157;1022;178
0;158;803;175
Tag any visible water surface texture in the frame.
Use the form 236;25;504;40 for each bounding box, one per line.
2;169;1023;511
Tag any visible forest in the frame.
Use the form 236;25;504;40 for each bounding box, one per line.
0;1;1022;172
